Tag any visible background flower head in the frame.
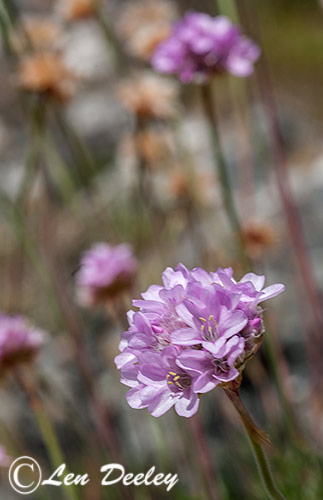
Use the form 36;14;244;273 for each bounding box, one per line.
151;12;260;83
76;243;137;307
117;0;177;61
12;16;62;52
17;51;77;101
0;315;47;375
58;0;98;22
117;72;179;120
0;445;11;467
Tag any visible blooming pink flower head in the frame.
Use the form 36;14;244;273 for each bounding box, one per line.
0;445;11;467
0;315;46;375
151;12;260;83
115;264;284;418
76;243;137;307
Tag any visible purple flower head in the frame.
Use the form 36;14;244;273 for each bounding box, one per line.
115;264;284;418
0;315;47;375
125;346;199;417
151;12;260;83
171;282;247;347
178;335;245;394
76;243;137;307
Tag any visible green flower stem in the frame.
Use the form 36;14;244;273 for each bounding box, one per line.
54;110;97;183
170;116;210;263
262;319;298;441
200;83;250;270
207;1;299;442
15;370;79;500
18;102;75;207
0;8;14;56
216;0;239;22
247;437;287;500
17;99;45;205
1;0;19;25
228;75;256;214
223;388;287;500
94;3;129;74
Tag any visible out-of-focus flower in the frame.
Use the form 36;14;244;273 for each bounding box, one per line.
118;0;177;61
167;168;216;206
0;315;47;376
12;17;62;52
151;165;217;208
242;220;276;259
152;12;260;83
0;446;11;467
17;51;77;101
58;0;98;22
76;243;137;308
135;129;169;167
169;170;191;198
117;72;178;120
115;264;284;417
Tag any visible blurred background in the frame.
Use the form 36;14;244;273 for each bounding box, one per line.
0;0;322;498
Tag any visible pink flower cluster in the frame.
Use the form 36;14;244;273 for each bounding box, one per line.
0;315;46;375
151;12;260;83
76;243;137;307
115;265;284;418
0;445;11;467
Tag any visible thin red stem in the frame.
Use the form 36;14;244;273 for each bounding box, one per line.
188;414;222;500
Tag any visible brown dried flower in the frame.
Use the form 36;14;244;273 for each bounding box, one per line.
118;0;176;61
169;170;191;199
117;72;178;120
242;220;276;259
165;167;216;207
17;51;77;101
135;129;169;167
59;0;98;22
12;17;62;52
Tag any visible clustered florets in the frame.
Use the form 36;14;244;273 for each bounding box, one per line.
152;12;260;83
76;243;137;307
115;264;284;417
0;315;46;375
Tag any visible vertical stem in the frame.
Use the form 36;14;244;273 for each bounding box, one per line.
94;3;129;74
54;110;97;182
262;321;297;439
39;210;135;500
216;0;239;22
237;0;323;433
1;0;19;25
215;0;299;441
18;100;45;205
188;414;222;500
0;8;15;56
15;369;79;500
247;437;287;500
223;388;287;500
170;117;210;263
210;0;219;15
237;0;323;335
228;76;256;217
135;120;152;207
134;119;164;220
200;83;249;269
43;234;121;461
